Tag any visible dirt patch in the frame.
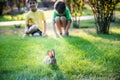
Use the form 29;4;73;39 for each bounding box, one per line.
0;28;24;35
70;28;96;34
0;27;96;36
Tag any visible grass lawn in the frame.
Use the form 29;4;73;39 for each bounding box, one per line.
0;7;120;79
0;25;120;80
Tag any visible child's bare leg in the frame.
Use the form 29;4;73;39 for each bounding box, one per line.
55;16;62;35
28;25;38;33
23;28;29;37
60;16;67;33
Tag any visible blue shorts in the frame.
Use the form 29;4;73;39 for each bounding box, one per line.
32;29;42;36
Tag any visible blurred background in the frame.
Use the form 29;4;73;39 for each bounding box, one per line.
0;0;56;15
0;0;120;21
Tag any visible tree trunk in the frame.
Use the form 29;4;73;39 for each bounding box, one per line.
0;1;6;15
95;14;111;34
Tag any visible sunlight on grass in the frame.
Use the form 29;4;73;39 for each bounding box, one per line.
0;27;120;79
110;27;120;34
3;15;12;20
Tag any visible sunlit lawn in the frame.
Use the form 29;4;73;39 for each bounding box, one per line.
0;25;120;80
0;6;120;79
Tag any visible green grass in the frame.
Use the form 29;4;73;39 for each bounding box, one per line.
0;27;120;80
0;7;120;79
72;19;95;28
71;16;120;28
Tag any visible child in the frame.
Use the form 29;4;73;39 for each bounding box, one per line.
43;49;57;65
52;0;72;36
24;18;42;36
25;0;47;36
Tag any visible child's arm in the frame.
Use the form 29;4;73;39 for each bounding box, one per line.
53;21;59;37
64;8;72;35
43;20;47;35
64;20;72;35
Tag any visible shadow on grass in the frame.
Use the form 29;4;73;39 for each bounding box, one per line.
64;35;103;61
12;65;66;80
85;29;120;41
98;33;120;41
50;65;67;80
63;35;120;79
0;70;15;80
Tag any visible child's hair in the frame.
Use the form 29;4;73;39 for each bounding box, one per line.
54;1;66;14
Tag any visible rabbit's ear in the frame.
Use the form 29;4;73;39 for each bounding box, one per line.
52;49;55;57
47;50;51;55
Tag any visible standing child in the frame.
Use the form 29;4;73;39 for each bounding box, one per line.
52;0;72;36
24;0;47;36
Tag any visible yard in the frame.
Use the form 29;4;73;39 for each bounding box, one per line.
0;24;120;80
0;4;120;80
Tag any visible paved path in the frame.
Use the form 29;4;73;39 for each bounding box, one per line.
0;16;94;26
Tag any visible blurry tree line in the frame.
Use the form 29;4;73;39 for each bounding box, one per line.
0;0;56;15
0;0;26;15
42;0;56;7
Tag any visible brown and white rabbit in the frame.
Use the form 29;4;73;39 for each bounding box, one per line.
43;49;57;65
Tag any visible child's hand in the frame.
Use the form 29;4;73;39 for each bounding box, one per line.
43;32;47;36
63;32;69;36
55;33;59;37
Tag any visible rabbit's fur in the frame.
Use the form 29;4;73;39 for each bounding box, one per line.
43;49;57;65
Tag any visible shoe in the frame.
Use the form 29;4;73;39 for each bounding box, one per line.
60;33;62;35
66;32;69;36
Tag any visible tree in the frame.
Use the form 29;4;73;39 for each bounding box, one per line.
88;0;120;34
0;0;6;15
15;0;26;13
65;0;84;28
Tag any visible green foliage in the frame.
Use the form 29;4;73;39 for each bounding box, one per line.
66;0;84;17
82;6;93;16
88;0;120;34
0;14;25;21
0;27;120;79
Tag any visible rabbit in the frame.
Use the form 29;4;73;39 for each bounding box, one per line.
43;49;57;65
